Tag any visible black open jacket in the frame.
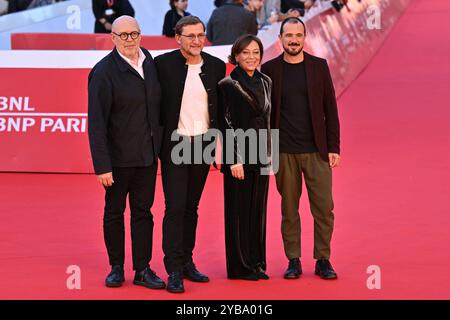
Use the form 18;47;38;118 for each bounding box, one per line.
88;47;162;174
154;49;226;163
218;66;272;173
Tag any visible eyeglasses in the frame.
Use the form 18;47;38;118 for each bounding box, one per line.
180;33;207;41
112;31;141;40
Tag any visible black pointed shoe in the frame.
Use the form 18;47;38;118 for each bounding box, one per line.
284;258;302;279
256;266;269;280
133;266;166;289
105;265;125;287
315;259;338;280
228;273;259;281
167;272;185;293
183;262;209;282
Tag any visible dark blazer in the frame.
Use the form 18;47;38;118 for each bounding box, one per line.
218;67;272;173
261;52;340;162
88;47;162;175
207;2;258;46
92;0;135;33
162;9;191;37
154;49;226;163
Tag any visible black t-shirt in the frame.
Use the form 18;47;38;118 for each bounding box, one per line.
279;60;318;153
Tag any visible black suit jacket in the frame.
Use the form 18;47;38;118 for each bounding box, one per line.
154;49;226;163
88;47;162;175
261;52;340;162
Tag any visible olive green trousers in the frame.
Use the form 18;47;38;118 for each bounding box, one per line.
275;152;335;260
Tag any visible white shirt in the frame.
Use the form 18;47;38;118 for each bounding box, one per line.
177;61;210;136
117;48;146;79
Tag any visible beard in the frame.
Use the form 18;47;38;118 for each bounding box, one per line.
283;43;304;56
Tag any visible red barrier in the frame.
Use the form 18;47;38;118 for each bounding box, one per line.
11;33;211;50
0;68;92;172
1;0;411;173
11;33;99;50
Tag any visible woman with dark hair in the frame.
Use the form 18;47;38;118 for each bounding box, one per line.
218;34;272;281
162;0;191;37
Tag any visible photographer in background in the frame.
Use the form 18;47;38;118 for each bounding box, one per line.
92;0;135;33
281;0;314;16
162;0;191;37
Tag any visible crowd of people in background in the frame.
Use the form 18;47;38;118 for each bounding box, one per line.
0;0;346;44
90;0;325;40
162;0;322;45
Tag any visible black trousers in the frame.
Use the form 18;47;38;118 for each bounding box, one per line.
161;160;211;274
223;170;269;278
103;165;157;271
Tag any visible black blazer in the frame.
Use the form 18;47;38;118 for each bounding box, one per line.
154;49;226;163
261;52;340;162
218;67;272;173
88;47;162;175
92;0;135;33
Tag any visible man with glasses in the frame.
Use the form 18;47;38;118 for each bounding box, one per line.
88;16;165;290
155;16;226;293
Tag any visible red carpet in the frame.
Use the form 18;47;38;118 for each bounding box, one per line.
1;0;450;299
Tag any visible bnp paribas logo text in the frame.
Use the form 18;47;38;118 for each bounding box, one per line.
0;96;87;133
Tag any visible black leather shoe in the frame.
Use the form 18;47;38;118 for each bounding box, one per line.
315;259;338;280
167;272;185;293
284;258;302;279
256;266;269;280
183;262;209;282
105;265;124;287
228;273;259;281
133;266;166;289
